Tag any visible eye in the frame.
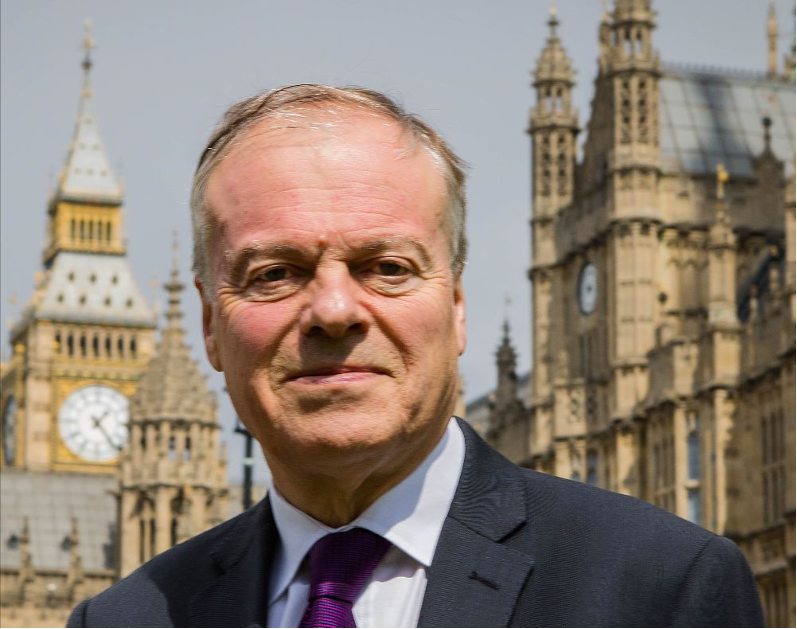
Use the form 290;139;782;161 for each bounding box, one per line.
375;261;408;276
257;266;290;282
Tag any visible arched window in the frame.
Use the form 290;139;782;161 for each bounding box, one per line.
70;219;76;240
67;333;74;356
130;337;137;358
79;334;87;357
92;335;99;357
105;335;111;357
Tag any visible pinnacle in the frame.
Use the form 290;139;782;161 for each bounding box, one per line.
56;23;122;204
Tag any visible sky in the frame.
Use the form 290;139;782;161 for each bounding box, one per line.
1;0;794;483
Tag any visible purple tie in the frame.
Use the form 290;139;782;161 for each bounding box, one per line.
299;528;391;628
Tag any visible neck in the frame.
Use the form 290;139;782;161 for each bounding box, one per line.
268;421;449;528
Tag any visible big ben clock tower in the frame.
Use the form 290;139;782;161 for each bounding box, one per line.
0;25;156;474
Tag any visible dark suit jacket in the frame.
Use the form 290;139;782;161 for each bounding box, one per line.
68;419;764;627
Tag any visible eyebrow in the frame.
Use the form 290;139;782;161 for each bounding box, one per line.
227;243;307;286
225;237;433;286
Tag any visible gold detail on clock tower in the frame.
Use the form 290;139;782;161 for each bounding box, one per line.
0;26;156;474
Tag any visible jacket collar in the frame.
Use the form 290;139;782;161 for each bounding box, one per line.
417;418;535;627
188;498;277;628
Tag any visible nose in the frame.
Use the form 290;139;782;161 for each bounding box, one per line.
300;267;367;339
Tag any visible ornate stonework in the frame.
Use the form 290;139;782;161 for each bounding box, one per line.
480;2;795;625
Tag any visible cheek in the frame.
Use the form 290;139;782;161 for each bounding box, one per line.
379;291;457;359
216;302;293;365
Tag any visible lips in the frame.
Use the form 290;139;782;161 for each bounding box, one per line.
285;365;387;383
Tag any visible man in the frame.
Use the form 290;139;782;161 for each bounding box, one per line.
68;85;763;628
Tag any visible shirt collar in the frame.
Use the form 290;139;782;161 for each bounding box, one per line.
267;417;465;605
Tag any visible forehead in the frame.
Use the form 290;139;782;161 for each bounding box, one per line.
203;106;451;271
206;106;446;210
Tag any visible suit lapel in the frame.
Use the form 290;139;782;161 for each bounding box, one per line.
188;497;278;628
418;419;535;628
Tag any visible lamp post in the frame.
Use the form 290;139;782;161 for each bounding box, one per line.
234;417;254;511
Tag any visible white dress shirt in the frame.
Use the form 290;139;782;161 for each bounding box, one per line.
266;418;465;628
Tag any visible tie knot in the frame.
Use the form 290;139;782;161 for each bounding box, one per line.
306;528;391;604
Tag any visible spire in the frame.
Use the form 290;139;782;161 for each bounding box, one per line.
533;4;575;87
768;1;779;77
128;242;216;426
497;318;517;372
57;20;123;204
163;232;185;334
495;318;519;404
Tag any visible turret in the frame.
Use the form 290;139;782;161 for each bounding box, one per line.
118;239;228;578
604;0;660;150
487;320;526;455
529;5;580;219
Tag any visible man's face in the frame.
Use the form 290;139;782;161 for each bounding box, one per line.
200;108;466;482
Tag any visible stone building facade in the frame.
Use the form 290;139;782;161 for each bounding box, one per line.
479;2;795;626
0;27;228;627
119;257;228;578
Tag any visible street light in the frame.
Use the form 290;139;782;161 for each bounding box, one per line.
225;386;254;511
233;416;254;511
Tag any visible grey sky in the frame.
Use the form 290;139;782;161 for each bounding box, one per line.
2;0;793;482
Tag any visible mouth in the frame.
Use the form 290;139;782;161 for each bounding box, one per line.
285;365;387;385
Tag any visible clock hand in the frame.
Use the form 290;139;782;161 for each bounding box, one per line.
91;414;121;450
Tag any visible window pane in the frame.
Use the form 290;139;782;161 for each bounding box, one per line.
687;431;701;481
687;488;701;524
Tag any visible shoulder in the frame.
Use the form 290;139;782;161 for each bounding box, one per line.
68;502;266;628
455;421;762;624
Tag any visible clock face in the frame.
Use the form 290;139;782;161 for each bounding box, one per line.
2;396;17;466
58;385;129;462
578;262;598;315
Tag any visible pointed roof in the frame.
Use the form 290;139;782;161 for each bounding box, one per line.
496;319;517;373
57;21;123;204
533;4;575;86
129;241;216;424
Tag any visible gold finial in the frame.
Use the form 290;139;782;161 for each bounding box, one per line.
548;2;559;36
715;163;728;200
81;19;95;73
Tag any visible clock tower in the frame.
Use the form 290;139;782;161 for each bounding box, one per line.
0;25;156;473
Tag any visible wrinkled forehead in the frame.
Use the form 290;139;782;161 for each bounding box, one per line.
224;103;426;168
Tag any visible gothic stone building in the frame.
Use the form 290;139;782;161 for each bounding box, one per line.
478;2;795;627
0;30;228;627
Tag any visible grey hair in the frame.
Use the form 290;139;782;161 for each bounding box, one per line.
189;84;467;296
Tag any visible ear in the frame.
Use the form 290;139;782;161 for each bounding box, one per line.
196;277;223;372
453;277;467;356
